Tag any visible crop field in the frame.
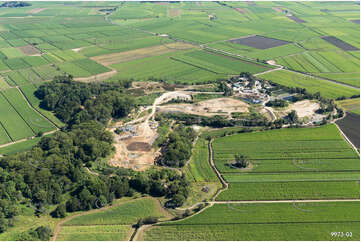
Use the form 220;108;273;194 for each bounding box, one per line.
0;92;34;141
111;52;224;83
0;136;42;155
1;88;55;134
20;84;64;127
211;124;359;201
145;202;359;241
63;198;166;226
57;198;170;241
91;42;195;66
336;98;360;115
186;138;218;182
72;59;111;75
172;50;271;75
259;70;360;99
57;225;132;241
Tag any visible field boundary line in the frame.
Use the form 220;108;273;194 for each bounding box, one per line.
157;220;360;226
211;199;360;204
0;91;36;135
169;57;221;74
0;120;13;142
16;86;60;130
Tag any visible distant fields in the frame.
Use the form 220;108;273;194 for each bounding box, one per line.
259;70;359;99
145;202;360;240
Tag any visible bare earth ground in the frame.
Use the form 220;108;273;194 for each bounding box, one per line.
91;42;195;66
71;47;84;52
132;81;165;93
109;121;159;171
158;98;249;117
272;100;321;121
17;45;41;55
28;8;47;14
284;100;320;118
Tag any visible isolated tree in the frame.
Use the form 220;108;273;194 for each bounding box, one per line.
287;110;298;123
234;154;250;168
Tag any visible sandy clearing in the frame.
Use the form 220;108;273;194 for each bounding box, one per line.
275;100;320;118
159;98;249;117
71;47;84;52
91;42;195;66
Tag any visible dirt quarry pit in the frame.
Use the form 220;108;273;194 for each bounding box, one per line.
127;142;151;151
109;121;159;171
158;98;250;117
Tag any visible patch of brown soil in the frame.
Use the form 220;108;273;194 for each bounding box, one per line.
91;42;194;66
109;121;159;171
159;98;249;117
17;45;41;55
127;142;151;151
29;8;47;14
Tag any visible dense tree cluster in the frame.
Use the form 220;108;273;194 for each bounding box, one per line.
158;113;270;128
158;126;196;168
129;169;189;208
16;226;52;241
233;154;250;168
35;75;135;125
217;82;233;96
0;1;31;8
0;122;115;231
0;120;191;235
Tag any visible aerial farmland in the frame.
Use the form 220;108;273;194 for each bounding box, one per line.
0;1;359;241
